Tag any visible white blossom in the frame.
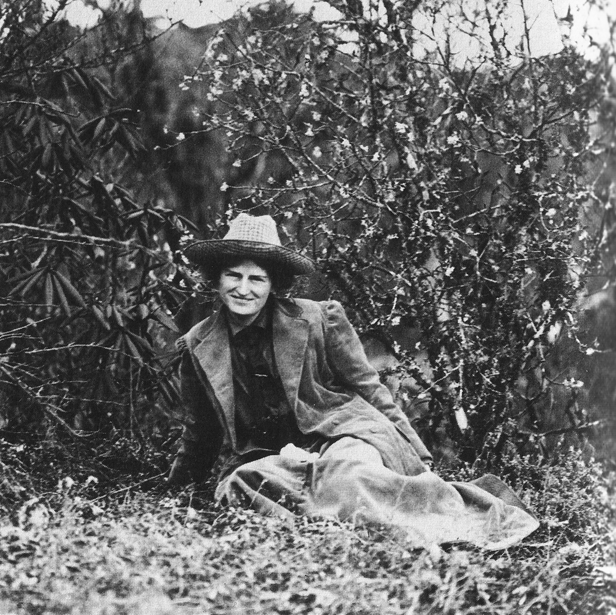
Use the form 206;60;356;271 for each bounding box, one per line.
58;477;75;491
563;378;584;389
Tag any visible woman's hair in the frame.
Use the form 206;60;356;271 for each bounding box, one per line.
200;256;296;293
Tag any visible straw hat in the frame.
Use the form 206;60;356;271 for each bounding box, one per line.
183;213;315;275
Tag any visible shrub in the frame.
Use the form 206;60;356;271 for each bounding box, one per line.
0;0;196;440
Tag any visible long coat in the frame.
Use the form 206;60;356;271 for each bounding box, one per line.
177;297;433;481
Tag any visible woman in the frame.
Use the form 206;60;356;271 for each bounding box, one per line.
169;213;539;550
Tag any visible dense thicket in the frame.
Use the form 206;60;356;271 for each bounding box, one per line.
1;0;615;466
0;0;196;443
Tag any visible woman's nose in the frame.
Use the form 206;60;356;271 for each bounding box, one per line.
237;278;250;294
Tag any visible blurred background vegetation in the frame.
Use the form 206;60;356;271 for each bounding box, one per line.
0;0;615;479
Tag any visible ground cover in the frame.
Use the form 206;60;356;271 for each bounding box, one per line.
0;440;614;615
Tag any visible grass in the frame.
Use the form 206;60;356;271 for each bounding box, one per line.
0;439;614;615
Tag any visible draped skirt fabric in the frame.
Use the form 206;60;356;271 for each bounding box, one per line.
215;437;539;550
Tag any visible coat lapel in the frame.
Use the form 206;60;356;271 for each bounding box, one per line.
192;309;236;444
191;299;309;446
273;300;309;411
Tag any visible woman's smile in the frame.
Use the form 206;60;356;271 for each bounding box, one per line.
218;260;273;326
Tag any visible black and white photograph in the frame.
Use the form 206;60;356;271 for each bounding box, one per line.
1;0;614;613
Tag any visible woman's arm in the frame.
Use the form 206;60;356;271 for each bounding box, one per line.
168;348;222;484
323;300;433;463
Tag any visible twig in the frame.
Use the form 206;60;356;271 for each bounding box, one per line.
519;420;606;438
0;222;134;249
89;472;167;502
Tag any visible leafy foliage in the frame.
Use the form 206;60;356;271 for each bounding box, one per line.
0;0;197;439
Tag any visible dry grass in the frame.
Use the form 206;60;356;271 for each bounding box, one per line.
0;441;614;615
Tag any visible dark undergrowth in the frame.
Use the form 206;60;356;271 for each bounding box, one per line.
0;436;614;615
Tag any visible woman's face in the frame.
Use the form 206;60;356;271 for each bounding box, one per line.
218;259;273;326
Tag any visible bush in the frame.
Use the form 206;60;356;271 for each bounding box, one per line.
0;0;197;441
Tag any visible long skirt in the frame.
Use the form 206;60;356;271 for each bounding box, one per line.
215;437;539;550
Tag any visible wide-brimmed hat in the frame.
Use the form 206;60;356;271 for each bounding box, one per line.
183;213;315;275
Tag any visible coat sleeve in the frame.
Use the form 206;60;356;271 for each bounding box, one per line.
322;301;433;463
171;347;223;483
